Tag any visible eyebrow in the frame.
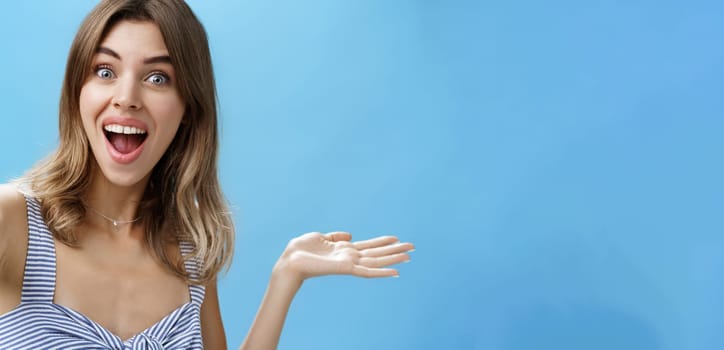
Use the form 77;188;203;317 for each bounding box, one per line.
96;46;172;64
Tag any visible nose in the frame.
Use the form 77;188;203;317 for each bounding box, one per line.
111;76;142;111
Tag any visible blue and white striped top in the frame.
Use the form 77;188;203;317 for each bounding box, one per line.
0;196;206;349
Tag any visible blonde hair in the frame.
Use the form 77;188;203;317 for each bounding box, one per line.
20;0;233;284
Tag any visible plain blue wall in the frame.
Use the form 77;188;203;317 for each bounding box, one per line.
2;1;723;349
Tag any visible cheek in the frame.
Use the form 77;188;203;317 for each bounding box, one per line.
79;84;108;130
151;94;186;140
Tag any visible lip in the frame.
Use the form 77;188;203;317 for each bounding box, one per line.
102;116;149;131
101;116;149;164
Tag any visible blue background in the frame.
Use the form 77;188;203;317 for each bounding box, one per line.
2;1;723;349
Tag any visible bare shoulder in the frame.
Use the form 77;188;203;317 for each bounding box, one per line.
0;182;28;261
0;184;28;276
0;183;27;241
0;183;28;313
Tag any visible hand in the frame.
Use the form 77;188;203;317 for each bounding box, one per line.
275;231;414;283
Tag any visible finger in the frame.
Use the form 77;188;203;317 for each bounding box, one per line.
359;253;410;268
325;231;352;242
351;265;399;278
352;235;398;250
360;242;414;258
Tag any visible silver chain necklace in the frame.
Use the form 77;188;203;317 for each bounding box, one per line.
85;205;141;227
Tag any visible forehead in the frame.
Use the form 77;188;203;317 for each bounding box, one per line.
98;20;169;57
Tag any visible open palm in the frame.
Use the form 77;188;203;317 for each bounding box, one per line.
282;232;414;280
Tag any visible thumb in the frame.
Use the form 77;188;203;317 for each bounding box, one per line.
324;231;352;242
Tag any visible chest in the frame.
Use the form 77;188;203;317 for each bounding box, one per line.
53;239;190;341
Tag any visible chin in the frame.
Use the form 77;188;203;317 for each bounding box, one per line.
108;175;148;188
94;161;151;189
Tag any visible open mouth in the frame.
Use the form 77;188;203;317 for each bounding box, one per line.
104;124;148;154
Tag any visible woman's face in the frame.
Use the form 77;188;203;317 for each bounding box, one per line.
80;20;184;188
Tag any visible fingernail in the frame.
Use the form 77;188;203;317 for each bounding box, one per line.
403;259;411;263
408;249;416;253
392;274;400;278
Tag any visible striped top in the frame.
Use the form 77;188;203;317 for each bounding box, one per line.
0;196;206;349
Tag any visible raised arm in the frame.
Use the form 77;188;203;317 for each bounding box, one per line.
235;231;414;350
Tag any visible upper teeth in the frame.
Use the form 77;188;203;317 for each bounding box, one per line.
104;124;147;135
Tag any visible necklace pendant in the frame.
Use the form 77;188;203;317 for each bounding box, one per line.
113;220;118;227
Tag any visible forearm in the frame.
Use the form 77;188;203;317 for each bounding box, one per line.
236;232;412;349
239;262;302;350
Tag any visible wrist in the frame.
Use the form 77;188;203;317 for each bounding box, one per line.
271;254;304;291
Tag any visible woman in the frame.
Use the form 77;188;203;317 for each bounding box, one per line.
0;0;414;349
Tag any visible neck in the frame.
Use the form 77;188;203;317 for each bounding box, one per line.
83;166;150;236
